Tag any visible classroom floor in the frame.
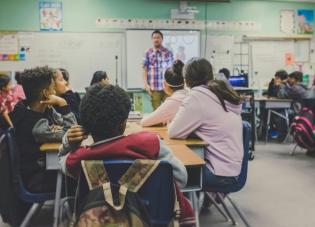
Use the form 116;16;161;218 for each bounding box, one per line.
1;143;315;227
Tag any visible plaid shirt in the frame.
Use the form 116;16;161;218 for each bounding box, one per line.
143;46;173;91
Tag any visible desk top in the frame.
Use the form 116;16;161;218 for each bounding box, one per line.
126;122;208;146
254;96;292;102
40;143;205;167
168;144;205;166
40;143;60;152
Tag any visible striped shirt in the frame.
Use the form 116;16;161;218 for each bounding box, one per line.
143;46;173;91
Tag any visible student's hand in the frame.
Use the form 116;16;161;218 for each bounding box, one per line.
40;95;67;107
67;125;88;143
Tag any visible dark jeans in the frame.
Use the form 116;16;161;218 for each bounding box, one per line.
202;165;238;190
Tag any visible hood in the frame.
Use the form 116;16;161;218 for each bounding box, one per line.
192;85;242;115
10;100;29;126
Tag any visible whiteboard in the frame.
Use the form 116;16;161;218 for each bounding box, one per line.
0;32;124;92
205;35;234;73
126;30;200;89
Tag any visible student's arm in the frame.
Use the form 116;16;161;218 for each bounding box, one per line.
158;139;187;188
32;106;77;143
277;84;288;98
58;125;87;157
140;98;175;127
168;95;201;139
32;95;77;143
1;110;13;128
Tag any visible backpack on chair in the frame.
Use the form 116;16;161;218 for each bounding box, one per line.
290;107;315;150
73;159;180;227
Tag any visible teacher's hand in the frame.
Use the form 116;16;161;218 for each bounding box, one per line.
144;85;152;96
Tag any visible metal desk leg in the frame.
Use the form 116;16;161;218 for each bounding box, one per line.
265;109;271;143
284;109;291;143
53;171;63;227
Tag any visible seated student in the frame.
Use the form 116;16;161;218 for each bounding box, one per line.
58;84;195;225
90;70;109;86
0;74;21;128
278;71;308;100
54;68;81;122
59;84;187;188
168;58;243;189
140;60;187;127
10;66;77;192
267;70;288;97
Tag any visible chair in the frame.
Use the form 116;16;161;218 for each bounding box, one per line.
204;121;251;227
76;160;175;227
5;128;55;227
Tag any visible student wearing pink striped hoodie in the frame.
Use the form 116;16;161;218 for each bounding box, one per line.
140;60;188;127
168;58;244;189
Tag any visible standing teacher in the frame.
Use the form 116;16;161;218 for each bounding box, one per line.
143;30;174;110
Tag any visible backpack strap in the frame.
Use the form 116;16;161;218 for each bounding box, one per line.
81;160;161;211
119;159;160;192
81;160;109;190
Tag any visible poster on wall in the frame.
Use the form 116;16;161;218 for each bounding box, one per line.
39;2;63;31
297;9;314;35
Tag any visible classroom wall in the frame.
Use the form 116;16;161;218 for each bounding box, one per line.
1;0;315;113
1;0;315;35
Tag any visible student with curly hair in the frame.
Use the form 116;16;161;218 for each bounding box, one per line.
58;84;196;225
59;84;187;187
140;60;187;126
10;66;77;192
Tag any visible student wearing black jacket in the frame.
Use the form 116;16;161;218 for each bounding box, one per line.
10;66;77;192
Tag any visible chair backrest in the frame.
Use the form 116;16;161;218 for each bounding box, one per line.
212;121;251;193
5;127;54;203
76;160;175;227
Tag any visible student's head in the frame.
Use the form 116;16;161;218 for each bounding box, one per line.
163;60;185;96
59;68;70;86
151;30;163;49
183;58;213;88
0;74;12;92
288;71;303;86
90;71;109;86
274;70;288;84
15;72;23;85
53;69;68;96
21;66;55;104
219;68;231;80
80;84;131;141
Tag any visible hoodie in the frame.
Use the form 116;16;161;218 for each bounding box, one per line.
10;100;77;183
140;89;188;126
168;85;243;177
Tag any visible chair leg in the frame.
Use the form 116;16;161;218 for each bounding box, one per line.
205;192;230;222
227;195;251;227
20;203;42;227
290;144;298;155
216;193;237;225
